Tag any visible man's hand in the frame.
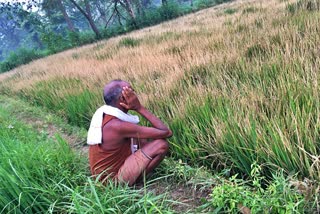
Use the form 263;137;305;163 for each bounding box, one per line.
120;86;142;111
119;85;172;139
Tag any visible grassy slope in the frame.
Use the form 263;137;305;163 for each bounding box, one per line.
0;95;200;213
0;95;229;213
0;95;315;213
0;0;320;212
1;0;319;180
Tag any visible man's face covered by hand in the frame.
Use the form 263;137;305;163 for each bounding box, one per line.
117;81;132;107
120;85;141;111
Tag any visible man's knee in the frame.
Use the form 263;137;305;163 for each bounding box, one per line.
142;139;169;157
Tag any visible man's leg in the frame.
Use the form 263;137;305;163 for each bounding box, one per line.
140;139;169;174
116;139;169;186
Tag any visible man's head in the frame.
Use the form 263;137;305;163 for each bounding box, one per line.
103;79;130;108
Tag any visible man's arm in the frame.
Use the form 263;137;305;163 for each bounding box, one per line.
119;86;172;139
113;121;172;139
136;106;172;136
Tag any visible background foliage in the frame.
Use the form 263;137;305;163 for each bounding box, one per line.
0;0;230;73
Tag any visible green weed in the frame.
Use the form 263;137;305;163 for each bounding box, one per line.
287;0;320;14
242;6;257;14
118;37;141;48
0;48;44;73
224;8;237;15
209;164;308;213
18;78;101;127
0;104;174;213
245;43;268;60
0;0;319;194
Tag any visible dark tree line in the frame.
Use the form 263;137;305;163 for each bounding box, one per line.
0;0;229;65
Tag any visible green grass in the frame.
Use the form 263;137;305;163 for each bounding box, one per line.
0;95;319;212
287;0;320;13
1;2;319;182
118;37;142;48
17;77;101;128
210;164;308;213
1;0;320;212
0;48;45;73
0;101;175;213
224;8;237;15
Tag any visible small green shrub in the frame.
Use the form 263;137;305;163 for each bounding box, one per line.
195;0;216;9
158;0;182;20
101;27;115;38
245;43;267;60
183;64;214;86
71;53;80;59
210;164;307;213
40;30;97;54
134;2;194;28
68;31;81;47
78;31;97;44
118;37;141;48
287;0;320;14
242;6;257;14
40;30;70;53
236;24;249;33
0;48;44;73
254;18;263;28
224;8;237;14
166;45;185;56
152;32;182;44
270;34;282;45
135;10;162;27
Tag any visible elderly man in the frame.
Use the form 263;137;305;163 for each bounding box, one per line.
87;80;172;186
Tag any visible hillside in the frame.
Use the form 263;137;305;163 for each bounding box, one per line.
1;0;320;212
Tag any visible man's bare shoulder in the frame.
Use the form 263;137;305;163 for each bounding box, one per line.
104;118;140;133
103;118;122;130
102;118;128;142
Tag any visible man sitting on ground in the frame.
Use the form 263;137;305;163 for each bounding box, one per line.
87;80;172;186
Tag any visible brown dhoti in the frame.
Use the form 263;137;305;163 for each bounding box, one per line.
116;149;151;185
89;114;151;185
